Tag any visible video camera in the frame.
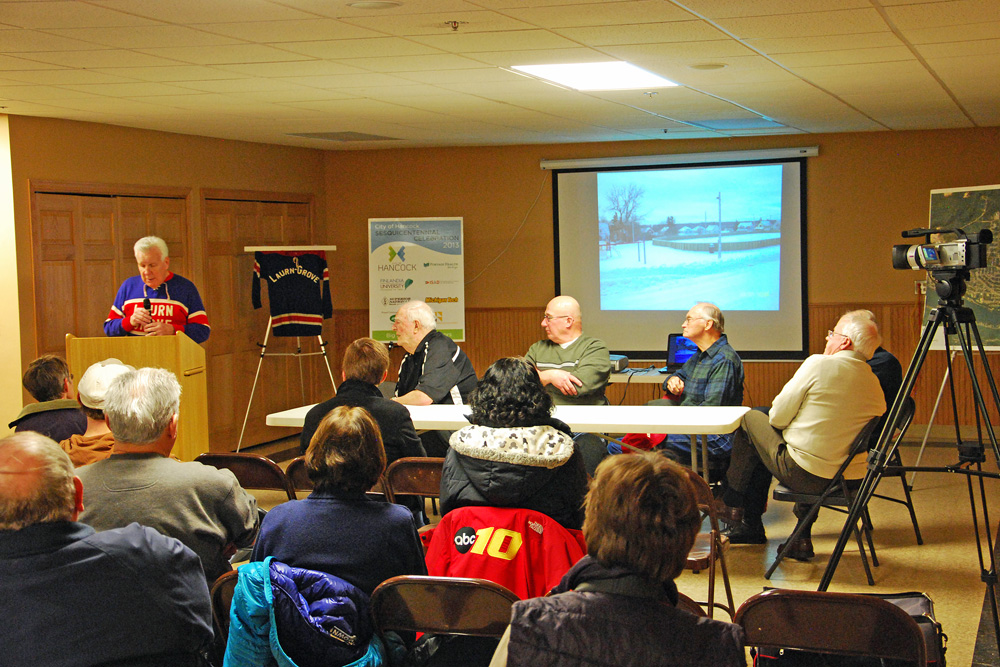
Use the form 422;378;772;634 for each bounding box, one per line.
892;227;992;271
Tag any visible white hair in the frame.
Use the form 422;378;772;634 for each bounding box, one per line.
839;311;881;360
0;432;76;530
401;300;437;330
103;368;181;445
134;236;169;259
696;302;725;334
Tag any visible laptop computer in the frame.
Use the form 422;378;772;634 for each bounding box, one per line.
659;333;697;373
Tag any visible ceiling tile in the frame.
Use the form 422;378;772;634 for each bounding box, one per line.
716;8;888;39
747;33;905;54
135;43;313;65
88;0;316;24
0;28;107;52
94;65;243;82
681;0;871;19
44;25;243;49
556;21;726;47
12;49;185;68
0;68;135;85
884;0;1000;30
198;19;383;43
277;37;441;59
503;1;695;27
339;10;533;35
775;46;915;67
336;53;487;73
410;29;581;52
904;22;1000;45
0;1;157;28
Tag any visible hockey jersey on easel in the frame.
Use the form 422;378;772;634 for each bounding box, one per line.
251;251;333;336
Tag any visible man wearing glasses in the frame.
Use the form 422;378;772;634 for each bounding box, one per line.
652;303;744;460
715;310;885;559
525;295;611;406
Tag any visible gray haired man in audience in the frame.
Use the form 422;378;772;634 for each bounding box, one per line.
76;366;259;582
715;310;885;560
0;431;213;665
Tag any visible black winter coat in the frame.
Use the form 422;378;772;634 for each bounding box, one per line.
439;417;587;529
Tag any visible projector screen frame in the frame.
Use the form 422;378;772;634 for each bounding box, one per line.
552;153;810;362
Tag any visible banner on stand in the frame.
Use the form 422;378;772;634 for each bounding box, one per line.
369;217;465;342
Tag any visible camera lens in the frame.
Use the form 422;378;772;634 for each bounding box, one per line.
892;245;920;270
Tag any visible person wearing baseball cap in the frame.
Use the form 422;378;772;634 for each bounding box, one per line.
59;358;134;467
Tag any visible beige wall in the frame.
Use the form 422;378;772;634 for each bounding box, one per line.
1;117;23;434
320;127;1000;309
7;115;327;374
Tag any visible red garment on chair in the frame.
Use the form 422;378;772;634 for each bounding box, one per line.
424;506;587;600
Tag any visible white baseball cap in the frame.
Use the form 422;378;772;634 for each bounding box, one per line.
77;358;135;410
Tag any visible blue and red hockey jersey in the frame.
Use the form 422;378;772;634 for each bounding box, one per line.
251;251;333;337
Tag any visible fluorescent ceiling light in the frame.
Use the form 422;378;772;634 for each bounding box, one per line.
512;62;677;91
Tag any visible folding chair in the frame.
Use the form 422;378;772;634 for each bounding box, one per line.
286;454;388;501
208;569;239;665
285;455;313;498
371;575;519;638
285;456;388;500
383;456;445;509
765;417;881;584
735;588;926;665
681;467;735;619
870;396;922;544
195;452;296;502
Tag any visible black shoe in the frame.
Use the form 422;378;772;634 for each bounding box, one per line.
712;499;743;529
723;520;767;545
777;537;814;561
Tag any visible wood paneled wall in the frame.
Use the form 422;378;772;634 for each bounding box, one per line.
312;300;1000;432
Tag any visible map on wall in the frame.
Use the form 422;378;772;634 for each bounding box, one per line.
924;184;1000;350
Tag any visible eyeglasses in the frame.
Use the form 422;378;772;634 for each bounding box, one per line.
684;316;706;324
826;330;852;342
543;314;571;322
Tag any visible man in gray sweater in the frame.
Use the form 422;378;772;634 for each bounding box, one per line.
77;367;259;582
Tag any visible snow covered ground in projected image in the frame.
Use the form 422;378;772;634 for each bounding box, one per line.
600;243;781;310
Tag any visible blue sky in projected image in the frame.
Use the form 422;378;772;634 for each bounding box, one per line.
597;164;783;224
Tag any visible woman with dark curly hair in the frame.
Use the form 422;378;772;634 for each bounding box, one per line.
439;357;588;529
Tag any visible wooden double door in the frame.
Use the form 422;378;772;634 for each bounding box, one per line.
29;186;322;451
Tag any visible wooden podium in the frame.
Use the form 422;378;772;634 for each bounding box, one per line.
65;333;209;461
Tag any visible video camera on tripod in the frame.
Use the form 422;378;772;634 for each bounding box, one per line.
891;227;992;302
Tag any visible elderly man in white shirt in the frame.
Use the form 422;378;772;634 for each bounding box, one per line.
716;310;886;560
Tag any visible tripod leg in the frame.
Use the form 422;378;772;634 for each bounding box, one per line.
910;360;950;488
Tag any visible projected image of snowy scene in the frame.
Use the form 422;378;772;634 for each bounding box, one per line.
598;164;783;311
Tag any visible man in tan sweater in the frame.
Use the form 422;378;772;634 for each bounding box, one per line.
717;310;885;559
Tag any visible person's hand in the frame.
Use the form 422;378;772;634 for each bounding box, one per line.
129;307;152;329
221;542;238;560
144;320;176;336
666;376;685;396
547;369;583;396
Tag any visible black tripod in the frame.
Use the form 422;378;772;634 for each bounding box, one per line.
818;271;1000;651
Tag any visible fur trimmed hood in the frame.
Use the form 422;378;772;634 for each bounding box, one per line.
449;424;576;468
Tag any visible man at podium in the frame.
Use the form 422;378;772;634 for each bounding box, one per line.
104;236;210;343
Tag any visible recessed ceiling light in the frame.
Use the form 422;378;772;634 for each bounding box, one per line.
347;1;402;8
512;62;677;91
689;63;727;71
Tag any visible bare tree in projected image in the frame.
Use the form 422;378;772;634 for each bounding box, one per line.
605;183;645;243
